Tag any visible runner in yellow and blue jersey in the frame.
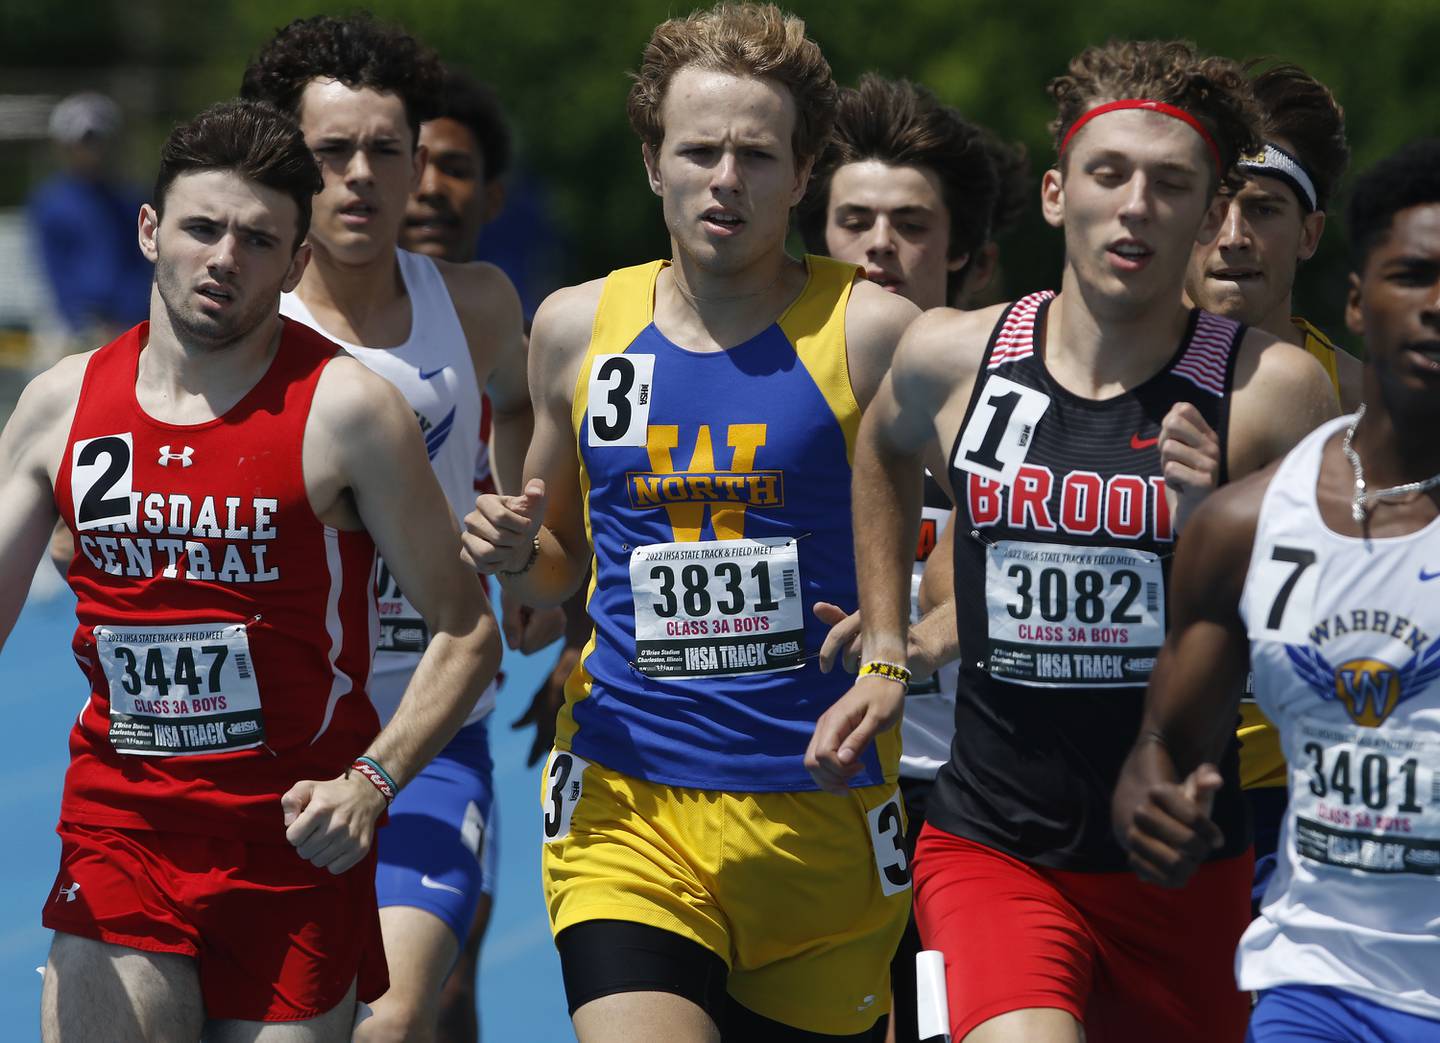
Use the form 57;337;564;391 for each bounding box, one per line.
1183;60;1356;914
461;5;919;1040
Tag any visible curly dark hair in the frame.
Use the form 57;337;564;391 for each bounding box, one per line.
1049;39;1262;190
434;67;512;183
154;99;322;250
979;128;1030;241
1247;59;1348;212
240;13;443;143
797;74;999;269
627;2;837;167
1347;139;1440;268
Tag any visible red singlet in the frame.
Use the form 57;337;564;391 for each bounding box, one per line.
55;320;381;842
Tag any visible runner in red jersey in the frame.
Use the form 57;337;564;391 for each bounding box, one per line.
0;100;500;1040
807;41;1339;1043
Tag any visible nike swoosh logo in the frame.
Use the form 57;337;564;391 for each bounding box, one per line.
1130;434;1159;450
418;366;449;381
1421;568;1440;582
419;874;465;896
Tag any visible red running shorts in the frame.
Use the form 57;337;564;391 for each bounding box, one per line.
913;823;1252;1042
43;821;389;1022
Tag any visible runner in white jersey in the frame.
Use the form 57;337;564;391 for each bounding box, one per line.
398;65;565;1043
242;15;528;1041
1113;139;1440;1041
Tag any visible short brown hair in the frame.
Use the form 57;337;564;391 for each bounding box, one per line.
153;99;322;250
627;2;837;167
1248;60;1348;211
798;74;998;264
1049;40;1262;190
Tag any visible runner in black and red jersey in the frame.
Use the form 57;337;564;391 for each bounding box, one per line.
0;100;500;1040
807;41;1338;1042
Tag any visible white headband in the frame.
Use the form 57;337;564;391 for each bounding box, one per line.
1237;143;1319;212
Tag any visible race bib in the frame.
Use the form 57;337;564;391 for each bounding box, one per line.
94;621;265;756
375;557;428;654
629;537;804;678
953;376;1050;486
587;353;655;448
985;540;1164;687
1290;720;1440;876
866;790;912;897
542;750;590;843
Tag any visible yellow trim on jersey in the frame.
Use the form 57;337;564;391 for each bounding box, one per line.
1238;317;1345;790
781;255;863;464
557;262;664;752
569;261;665;437
1293;316;1341;402
1238;702;1287;789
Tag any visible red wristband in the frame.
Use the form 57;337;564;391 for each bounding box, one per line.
351;758;395;805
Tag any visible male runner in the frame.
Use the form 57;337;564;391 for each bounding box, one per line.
808;40;1338;1043
1113;138;1440;1042
953;131;1030;310
0;99;499;1041
796;72;997;1043
241;18;527;1042
1183;60;1356;915
462;4;918;1040
398;65;567;1043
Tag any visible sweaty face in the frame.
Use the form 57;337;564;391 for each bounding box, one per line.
644;67;809;275
823;160;958;311
144;170;303;348
402;117;492;263
1185;174;1317;326
299;79;419;265
1047;108;1219;317
1347;202;1440;404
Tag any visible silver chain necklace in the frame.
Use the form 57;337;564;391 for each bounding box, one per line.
1341;403;1440;522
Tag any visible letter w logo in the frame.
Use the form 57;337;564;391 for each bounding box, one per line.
645;424;767;541
1337;666;1400;727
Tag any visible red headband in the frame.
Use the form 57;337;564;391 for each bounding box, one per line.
1060;99;1221;173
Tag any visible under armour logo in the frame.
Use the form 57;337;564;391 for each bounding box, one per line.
157;445;194;467
56;883;80;903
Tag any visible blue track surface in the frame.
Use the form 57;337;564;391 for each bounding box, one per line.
0;576;575;1040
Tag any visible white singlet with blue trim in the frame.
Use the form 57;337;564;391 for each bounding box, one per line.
1237;414;1440;1019
281;249;496;725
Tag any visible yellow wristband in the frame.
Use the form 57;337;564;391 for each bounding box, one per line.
859;660;911;688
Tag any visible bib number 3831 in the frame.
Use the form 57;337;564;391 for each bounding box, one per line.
94;621;265;756
629;537;805;679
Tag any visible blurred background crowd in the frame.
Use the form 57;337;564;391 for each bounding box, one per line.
1;0;1435;424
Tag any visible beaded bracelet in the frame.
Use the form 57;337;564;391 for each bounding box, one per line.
859;660;911;689
351;756;397;805
499;536;541;578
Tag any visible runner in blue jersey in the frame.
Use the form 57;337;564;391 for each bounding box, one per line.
462;5;921;1040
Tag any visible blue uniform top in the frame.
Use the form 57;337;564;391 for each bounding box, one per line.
554;256;898;792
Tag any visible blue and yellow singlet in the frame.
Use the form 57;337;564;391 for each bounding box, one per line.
554;255;897;792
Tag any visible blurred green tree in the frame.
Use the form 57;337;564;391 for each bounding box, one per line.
9;0;1437;342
